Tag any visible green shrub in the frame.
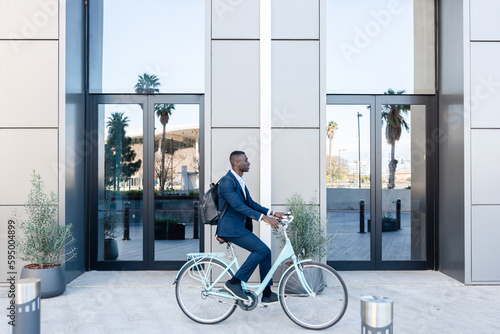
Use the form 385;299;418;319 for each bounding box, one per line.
104;189;143;196
103;195;118;239
274;192;333;261
154;216;179;226
382;212;393;220
122;189;143;196
16;171;77;268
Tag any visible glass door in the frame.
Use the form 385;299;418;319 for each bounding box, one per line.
376;95;435;270
90;94;203;270
90;95;147;269
326;100;373;268
327;95;435;270
149;95;202;267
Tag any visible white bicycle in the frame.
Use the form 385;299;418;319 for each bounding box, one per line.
173;214;348;330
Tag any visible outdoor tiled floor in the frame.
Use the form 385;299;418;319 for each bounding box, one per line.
2;270;500;333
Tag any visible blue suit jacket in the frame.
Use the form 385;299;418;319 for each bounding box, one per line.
216;171;269;238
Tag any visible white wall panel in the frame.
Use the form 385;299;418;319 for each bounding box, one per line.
211;128;264;279
471;206;500;281
271;129;319;204
212;41;260;127
470;0;500;40
0;206;30;281
0;129;58;205
268;204;287;266
0;41;58;127
211;128;261;202
272;0;319;39
0;0;58;39
212;0;259;39
470;43;500;128
471;129;500;204
272;41;319;127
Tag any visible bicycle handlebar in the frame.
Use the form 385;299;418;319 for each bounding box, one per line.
278;213;294;226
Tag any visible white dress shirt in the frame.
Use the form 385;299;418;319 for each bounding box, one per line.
231;169;247;199
230;170;271;221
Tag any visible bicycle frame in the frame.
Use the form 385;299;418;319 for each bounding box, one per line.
174;217;315;300
242;234;314;298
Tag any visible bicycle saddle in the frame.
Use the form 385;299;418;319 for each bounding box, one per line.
216;236;228;244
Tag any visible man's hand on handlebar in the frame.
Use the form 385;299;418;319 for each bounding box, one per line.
262;215;280;229
273;211;286;219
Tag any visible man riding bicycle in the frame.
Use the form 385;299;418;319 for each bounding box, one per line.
217;151;285;305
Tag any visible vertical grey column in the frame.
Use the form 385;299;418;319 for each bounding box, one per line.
0;0;62;280
208;0;262;283
438;0;466;283
65;0;87;282
271;0;322;214
468;0;500;284
14;278;41;334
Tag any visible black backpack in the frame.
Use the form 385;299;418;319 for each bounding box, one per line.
200;176;235;225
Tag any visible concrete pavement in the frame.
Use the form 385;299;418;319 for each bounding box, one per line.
1;270;500;333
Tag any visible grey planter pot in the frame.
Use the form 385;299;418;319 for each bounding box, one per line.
104;239;119;260
284;266;325;295
154;224;168;240
382;218;398;232
367;218;399;232
20;265;65;298
168;223;185;240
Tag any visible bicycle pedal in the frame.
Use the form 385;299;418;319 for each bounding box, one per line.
259;304;268;308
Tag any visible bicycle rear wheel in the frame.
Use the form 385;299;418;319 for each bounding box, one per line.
279;261;348;330
175;257;237;324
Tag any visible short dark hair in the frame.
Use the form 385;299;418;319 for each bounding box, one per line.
230;151;246;164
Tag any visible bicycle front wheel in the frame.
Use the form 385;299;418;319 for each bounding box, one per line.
279;261;348;330
175;257;237;324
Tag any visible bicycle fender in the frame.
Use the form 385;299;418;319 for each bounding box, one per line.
277;259;313;293
173;259;196;283
173;256;236;284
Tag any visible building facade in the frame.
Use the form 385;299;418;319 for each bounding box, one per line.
0;0;498;285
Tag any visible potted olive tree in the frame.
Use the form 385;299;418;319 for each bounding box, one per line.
154;215;169;240
167;217;185;240
16;172;76;298
103;196;119;260
274;193;333;293
381;212;398;232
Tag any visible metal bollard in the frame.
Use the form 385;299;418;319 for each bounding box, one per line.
396;199;401;230
361;295;393;334
359;199;365;233
123;201;130;240
14;278;41;334
193;200;199;239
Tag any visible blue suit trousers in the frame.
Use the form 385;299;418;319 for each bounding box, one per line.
224;230;273;286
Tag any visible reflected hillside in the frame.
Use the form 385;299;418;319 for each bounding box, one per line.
123;126;199;193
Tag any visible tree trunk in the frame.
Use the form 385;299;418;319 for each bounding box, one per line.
388;143;397;189
328;139;332;186
116;141;122;192
161;124;166;192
